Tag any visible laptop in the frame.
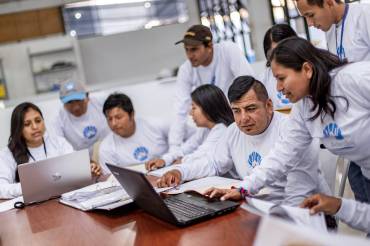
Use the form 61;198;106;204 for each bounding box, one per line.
106;163;239;226
18;149;93;205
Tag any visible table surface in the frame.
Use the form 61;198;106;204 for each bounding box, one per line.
0;176;260;246
0;200;259;246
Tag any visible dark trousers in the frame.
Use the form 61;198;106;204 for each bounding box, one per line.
348;161;370;203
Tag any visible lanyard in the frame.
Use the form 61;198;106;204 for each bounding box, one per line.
335;3;349;61
27;138;47;161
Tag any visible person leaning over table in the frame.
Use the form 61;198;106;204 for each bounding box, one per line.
158;76;330;206
221;38;370;226
295;0;370;208
0;102;101;199
168;24;255;154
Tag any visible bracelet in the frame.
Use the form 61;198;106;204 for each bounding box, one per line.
238;187;249;199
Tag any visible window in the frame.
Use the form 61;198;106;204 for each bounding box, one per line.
197;0;256;63
62;0;189;38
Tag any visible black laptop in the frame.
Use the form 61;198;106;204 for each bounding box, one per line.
106;163;239;226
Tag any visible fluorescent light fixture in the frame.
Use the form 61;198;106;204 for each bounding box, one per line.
70;30;77;36
65;0;154;8
74;12;82;19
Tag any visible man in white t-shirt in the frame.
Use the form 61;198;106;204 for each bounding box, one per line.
52;80;110;157
169;25;255;151
295;0;370;62
158;76;329;206
99;93;169;174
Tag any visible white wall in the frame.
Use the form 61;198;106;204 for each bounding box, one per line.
0;61;266;149
78;0;200;85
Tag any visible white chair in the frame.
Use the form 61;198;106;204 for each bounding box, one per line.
319;148;349;197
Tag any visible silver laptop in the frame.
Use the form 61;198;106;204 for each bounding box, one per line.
18;149;93;205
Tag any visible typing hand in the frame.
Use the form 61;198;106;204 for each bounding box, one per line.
90;161;102;177
300;193;342;215
203;187;242;201
145;158;165;171
156;170;182;188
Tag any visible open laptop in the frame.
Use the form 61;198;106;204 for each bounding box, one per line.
106;163;239;226
18;149;93;205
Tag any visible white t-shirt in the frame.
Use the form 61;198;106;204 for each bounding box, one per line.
169;41;255;147
241;62;370;194
52;96;110;156
0;132;74;199
99;118;169;173
161;123;227;165
326;3;370;62
259;67;293;110
177;112;327;205
336;198;370;233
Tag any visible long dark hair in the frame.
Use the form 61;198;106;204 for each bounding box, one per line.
263;24;297;67
270;37;347;121
191;84;234;126
8;102;44;181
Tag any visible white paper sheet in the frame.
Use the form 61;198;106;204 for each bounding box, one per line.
0;196;23;213
243;197;327;232
125;163;147;174
254;216;370;246
149;164;182;177
161;176;241;195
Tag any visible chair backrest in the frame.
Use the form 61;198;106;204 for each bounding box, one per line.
319;148;338;194
319;148;350;197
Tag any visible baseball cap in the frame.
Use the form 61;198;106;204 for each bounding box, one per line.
59;80;87;104
175;25;212;46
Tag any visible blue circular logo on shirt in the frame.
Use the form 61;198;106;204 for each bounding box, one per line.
247;151;262;168
133;146;149;162
83;126;97;139
323;123;344;140
277;91;290;105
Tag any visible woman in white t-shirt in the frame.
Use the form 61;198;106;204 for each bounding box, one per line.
145;84;234;171
260;24;296;111
0;102;101;199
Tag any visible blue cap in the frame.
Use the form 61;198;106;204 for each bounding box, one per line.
59;80;87;104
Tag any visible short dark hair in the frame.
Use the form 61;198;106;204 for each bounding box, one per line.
228;76;269;103
103;93;134;116
295;0;342;7
263;24;297;67
191;84;234;126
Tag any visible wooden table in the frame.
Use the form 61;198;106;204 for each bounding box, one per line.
0;199;259;246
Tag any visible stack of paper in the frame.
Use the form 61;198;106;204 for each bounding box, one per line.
60;176;132;211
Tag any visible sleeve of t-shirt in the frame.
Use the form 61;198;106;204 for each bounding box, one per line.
162;128;205;166
357;6;370;50
336;198;370;233
182;124;226;164
98;137;117;175
227;42;255;77
0;149;22;199
168;63;193;148
239;104;313;194
177;127;234;181
49;110;65;138
57;136;75;154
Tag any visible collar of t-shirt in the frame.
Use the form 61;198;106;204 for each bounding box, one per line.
195;48;218;84
27;144;47;162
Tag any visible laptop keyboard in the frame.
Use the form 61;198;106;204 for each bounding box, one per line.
164;196;215;219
